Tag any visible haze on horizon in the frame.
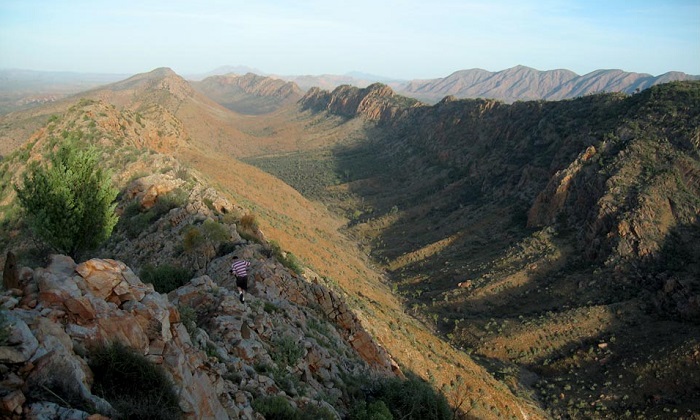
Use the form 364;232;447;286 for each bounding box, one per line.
1;0;698;80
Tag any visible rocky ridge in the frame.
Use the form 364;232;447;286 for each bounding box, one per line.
192;73;303;112
0;96;401;418
0;235;397;419
0;250;396;418
300;83;421;123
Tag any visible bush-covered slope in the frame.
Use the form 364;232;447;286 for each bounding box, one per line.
263;81;700;418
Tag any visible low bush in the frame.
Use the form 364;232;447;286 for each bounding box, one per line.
251;395;337;420
239;213;258;231
89;341;182;419
349;400;393;420
237;213;263;243
119;189;187;239
140;264;192;293
178;305;197;337
299;402;337;420
374;373;451;420
268;240;304;275
251;395;298;420
271;335;304;368
152;188;187;216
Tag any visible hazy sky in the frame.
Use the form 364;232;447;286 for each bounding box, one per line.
1;0;698;79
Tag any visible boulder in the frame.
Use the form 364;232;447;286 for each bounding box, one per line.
0;314;38;363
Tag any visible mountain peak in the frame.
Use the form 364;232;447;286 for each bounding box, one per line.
149;67;177;76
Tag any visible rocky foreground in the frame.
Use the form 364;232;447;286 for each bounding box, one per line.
0;245;398;418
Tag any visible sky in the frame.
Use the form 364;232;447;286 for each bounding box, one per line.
1;0;698;79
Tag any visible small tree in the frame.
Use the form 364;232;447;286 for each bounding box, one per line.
14;143;118;259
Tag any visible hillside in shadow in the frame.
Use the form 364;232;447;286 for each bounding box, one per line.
264;81;700;418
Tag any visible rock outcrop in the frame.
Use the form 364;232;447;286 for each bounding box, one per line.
0;255;228;419
300;83;420;123
0;248;398;419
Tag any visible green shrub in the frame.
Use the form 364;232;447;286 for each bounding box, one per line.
252;395;298;420
89;341;182;419
121;200;141;219
271;335;303;367
178;305;197;337
122;212;153;239
217;241;239;257
140;264;192;293
263;302;280;313
350;400;393;420
300;402;337;420
152;188;187;216
375;374;451;420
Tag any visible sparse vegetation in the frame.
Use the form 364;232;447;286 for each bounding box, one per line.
119;188;187;239
178;304;197;337
244;82;700;418
268;240;304;275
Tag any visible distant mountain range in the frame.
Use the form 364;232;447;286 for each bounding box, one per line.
390;65;700;103
0;65;698;115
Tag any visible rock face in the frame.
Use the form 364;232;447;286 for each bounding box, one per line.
300;83;419;123
0;255;227;419
0;250;398;419
247;258;400;376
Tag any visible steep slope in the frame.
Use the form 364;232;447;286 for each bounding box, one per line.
265;81;700;418
300;83;422;121
192;73;303;115
0;69;548;419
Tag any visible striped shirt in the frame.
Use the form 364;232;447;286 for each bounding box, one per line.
230;259;250;277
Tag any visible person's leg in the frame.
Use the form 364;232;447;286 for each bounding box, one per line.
236;276;246;302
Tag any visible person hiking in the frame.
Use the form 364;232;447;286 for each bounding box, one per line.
230;255;251;303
